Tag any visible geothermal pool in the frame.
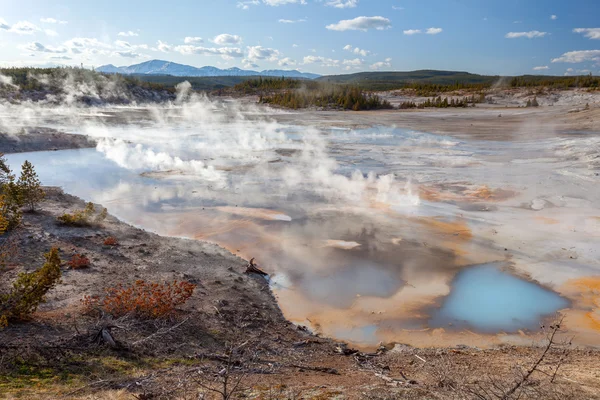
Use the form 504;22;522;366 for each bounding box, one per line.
4;98;600;347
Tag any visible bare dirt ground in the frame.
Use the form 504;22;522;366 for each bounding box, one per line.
269;102;599;141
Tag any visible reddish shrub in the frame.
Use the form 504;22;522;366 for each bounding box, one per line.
103;237;118;246
68;254;90;269
82;280;196;319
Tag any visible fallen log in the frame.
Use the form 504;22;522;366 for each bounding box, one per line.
245;258;268;276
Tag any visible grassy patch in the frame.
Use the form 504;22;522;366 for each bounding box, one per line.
0;354;203;398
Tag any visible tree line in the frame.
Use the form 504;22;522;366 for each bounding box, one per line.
260;85;393;110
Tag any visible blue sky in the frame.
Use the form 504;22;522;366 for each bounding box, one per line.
1;0;599;76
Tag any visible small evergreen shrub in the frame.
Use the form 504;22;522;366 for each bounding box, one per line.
57;202;107;227
0;248;62;327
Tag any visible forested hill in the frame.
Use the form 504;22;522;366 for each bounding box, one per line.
317;70;599;91
317;70;498;90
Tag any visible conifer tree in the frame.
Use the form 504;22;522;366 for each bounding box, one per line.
17;160;45;212
0;248;61;326
0;154;10;186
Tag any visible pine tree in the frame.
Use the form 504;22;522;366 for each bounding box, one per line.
17;160;44;212
0;154;10;186
0;248;61;326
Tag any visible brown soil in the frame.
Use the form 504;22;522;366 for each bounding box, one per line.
1;189;600;399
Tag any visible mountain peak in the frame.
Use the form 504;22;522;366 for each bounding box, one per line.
96;59;320;79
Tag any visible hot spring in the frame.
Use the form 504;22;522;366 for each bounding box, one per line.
4;96;600;347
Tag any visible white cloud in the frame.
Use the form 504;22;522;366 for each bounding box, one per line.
113;50;144;58
426;27;443;35
237;0;305;7
326;16;391;31
7;20;41;35
64;37;112;50
247;45;280;61
343;44;370;56
212;34;243;45
113;40;151;53
174;45;244;58
50;55;72;60
402;27;442;36
0;18;9;30
157;40;171;52
342;58;364;66
302;55;339;67
532;66;549;71
40;17;67;24
292;43;299;47
115;40;132;48
505;31;548;39
278;57;296;66
551;50;600;63
392;6;404;10
263;0;306;5
278;18;306;23
21;42;67;53
550;15;557;20
118;31;139;37
573;28;600;40
242;60;259;69
237;0;259;9
370;58;392;70
44;29;58;37
184;37;203;44
325;0;358;8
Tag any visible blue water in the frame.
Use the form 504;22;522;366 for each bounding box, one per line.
431;263;569;332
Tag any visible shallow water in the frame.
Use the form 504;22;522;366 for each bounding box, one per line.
4;101;600;347
431;263;569;332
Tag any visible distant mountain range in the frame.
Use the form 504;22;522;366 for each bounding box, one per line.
97;60;320;79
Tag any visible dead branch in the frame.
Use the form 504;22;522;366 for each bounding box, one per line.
288;364;340;375
132;316;190;346
245;258;268;276
502;320;562;399
374;372;416;387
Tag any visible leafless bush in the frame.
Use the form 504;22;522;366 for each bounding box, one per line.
186;341;259;400
463;317;575;400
